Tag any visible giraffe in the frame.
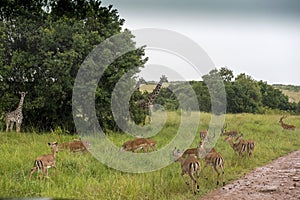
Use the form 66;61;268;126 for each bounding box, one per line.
5;92;27;133
138;75;168;124
134;77;147;90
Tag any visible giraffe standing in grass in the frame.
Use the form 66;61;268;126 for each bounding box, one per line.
138;75;168;124
5;92;27;133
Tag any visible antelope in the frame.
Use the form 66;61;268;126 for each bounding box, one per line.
146;138;156;151
236;134;255;156
224;136;247;156
182;141;216;158
121;138;152;153
198;141;225;186
29;142;58;179
221;124;238;137
246;139;255;156
279;115;296;130
59;139;91;153
200;129;208;140
182;142;202;158
173;147;201;195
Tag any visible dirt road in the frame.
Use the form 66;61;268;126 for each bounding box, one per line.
199;150;300;200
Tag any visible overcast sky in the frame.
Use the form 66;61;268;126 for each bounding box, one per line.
101;0;300;85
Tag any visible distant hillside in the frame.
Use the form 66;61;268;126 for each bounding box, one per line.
139;83;169;93
273;84;300;103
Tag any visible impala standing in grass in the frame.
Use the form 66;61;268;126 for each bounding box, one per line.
198;140;225;186
224;136;247;156
236;134;255;156
200;129;208;140
173;147;201;195
29;142;58;179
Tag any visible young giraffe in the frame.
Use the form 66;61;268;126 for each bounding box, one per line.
138;75;168;123
5;92;27;133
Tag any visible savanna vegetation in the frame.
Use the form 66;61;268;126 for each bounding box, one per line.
1;0;299;133
1;1;300;199
1;113;300;199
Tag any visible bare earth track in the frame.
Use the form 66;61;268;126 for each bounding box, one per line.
199;150;300;200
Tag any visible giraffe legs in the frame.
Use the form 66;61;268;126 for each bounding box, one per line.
9;121;14;132
16;123;21;133
5;119;10;132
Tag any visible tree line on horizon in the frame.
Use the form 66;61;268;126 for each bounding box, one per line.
152;67;300;115
0;1;298;133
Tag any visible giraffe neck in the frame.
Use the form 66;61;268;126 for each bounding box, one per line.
135;81;143;90
16;96;25;113
147;81;163;104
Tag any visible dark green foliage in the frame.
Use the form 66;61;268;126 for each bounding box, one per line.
0;1;296;132
0;0;147;132
129;90;148;125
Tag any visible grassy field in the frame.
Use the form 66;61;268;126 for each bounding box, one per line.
0;113;299;199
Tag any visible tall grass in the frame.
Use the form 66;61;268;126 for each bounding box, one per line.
0;113;299;199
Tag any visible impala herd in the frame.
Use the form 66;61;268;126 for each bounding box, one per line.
29;115;296;195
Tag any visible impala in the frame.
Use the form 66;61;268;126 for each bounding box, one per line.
198;141;225;186
173;147;201;195
199;129;208;140
146;138;156;151
224;136;247;156
182;141;216;158
121;138;152;152
279;115;296;130
236;134;255;156
221;124;238;137
182;142;202;158
59;139;91;153
29;142;58;179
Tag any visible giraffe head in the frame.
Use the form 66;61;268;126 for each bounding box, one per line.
160;75;168;83
135;77;147;90
18;91;28;98
138;77;147;85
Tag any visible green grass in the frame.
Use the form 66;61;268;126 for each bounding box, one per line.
0;113;300;199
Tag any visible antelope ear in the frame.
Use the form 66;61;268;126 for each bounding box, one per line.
48;142;51;146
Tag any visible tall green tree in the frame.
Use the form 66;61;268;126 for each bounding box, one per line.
0;0;147;132
228;73;262;113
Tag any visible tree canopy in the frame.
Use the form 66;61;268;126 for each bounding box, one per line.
0;0;147;132
0;1;297;132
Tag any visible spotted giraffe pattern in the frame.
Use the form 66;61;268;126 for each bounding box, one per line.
5;92;27;132
138;75;168;123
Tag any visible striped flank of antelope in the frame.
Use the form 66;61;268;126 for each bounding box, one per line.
173;147;201;195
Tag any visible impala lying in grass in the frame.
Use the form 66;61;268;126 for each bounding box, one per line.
29;142;58;179
221;123;238;137
59;139;91;153
279;115;296;130
121;138;156;153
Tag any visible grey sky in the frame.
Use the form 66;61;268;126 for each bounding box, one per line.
101;0;300;85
